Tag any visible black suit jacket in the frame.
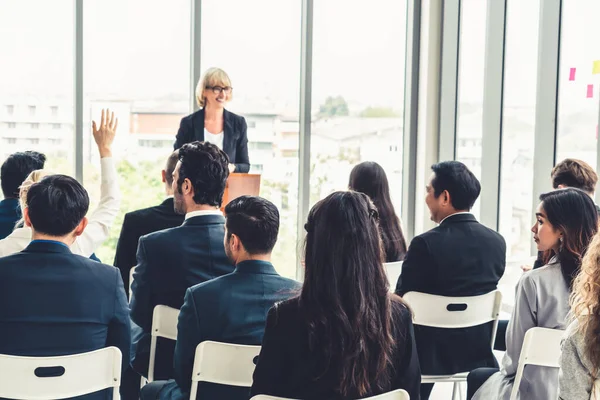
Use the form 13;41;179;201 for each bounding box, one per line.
0;241;131;400
174;108;250;173
113;198;184;295
250;298;421;400
158;260;301;400
130;214;235;379
395;213;506;375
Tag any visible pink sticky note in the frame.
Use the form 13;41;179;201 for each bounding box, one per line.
569;67;576;81
588;84;594;98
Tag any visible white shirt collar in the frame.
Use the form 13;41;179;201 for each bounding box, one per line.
185;209;223;220
439;211;472;225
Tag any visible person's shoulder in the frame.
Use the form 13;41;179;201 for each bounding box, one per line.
182;108;203;123
140;224;183;243
189;271;236;294
390;296;412;321
270;297;301;320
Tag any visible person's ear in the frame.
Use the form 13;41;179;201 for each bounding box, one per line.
73;217;88;237
161;170;167;184
23;208;32;228
183;178;193;195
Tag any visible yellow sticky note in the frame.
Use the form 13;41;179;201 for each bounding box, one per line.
593;60;600;74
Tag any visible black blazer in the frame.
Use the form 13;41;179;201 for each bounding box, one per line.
158;260;301;400
174;108;250;173
250;298;421;400
113;198;184;295
0;241;131;400
395;213;506;375
130;214;235;379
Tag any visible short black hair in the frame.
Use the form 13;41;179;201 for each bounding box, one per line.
431;161;481;210
27;175;89;236
551;158;598;193
225;195;279;255
1;151;46;198
165;150;179;187
177;141;229;207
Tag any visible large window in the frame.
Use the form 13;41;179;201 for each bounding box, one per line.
455;0;488;218
84;0;191;263
310;0;407;220
556;0;600;167
499;0;540;262
202;0;301;279
0;0;74;179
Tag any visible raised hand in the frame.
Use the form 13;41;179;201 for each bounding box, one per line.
92;109;118;158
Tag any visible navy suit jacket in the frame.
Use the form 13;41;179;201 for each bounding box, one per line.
0;241;131;400
174;108;250;173
396;213;506;375
130;214;234;379
158;260;301;400
113;198;184;296
0;198;20;239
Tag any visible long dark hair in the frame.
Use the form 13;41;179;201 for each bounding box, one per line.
349;162;407;261
539;188;598;290
301;191;400;398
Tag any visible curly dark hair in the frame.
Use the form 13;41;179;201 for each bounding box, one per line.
177;141;229;207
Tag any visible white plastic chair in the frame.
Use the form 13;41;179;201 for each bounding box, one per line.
403;290;503;400
0;347;122;400
147;305;180;382
190;341;261;400
383;261;403;291
250;388;410;399
509;327;564;400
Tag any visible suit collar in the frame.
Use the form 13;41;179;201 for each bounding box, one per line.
23;240;72;254
439;212;476;225
159;197;174;208
234;260;279;275
182;214;225;226
222;109;235;157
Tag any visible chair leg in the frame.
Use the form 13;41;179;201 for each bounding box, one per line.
458;381;464;400
452;382;459;400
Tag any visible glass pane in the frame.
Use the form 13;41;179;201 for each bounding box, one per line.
84;0;191;262
202;0;301;279
556;0;600;167
455;0;488;218
310;0;407;213
0;0;74;179
499;0;539;296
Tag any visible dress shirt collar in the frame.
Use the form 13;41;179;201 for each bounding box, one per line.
185;209;223;220
439;211;473;225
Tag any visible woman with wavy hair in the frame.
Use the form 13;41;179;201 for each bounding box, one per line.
469;187;598;400
559;232;600;399
349;161;407;261
250;191;420;399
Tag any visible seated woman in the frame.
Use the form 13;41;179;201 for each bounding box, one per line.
468;187;599;400
250;191;421;400
0;109;120;258
558;233;600;399
349;161;407;262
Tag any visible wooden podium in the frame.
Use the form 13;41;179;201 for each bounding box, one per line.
221;173;261;210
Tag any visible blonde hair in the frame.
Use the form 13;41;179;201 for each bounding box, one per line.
19;169;52;212
195;67;233;108
571;230;600;378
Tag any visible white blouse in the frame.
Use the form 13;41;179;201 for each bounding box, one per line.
203;128;224;150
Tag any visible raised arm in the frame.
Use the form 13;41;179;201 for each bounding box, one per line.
71;109;120;257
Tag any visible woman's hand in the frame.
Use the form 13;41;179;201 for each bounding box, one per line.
92;109;118;158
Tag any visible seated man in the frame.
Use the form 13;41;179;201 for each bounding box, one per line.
141;195;300;400
130;141;235;383
395;161;506;400
113;150;184;295
0;174;130;400
0;150;45;239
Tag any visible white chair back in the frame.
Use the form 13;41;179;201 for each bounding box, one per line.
0;347;122;400
403;290;502;348
509;327;564;400
190;341;261;400
129;266;136;298
250;388;410;399
383;261;403;291
147;305;180;382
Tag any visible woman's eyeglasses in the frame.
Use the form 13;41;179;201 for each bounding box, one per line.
206;86;233;95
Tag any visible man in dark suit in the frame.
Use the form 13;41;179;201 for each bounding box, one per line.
140;195;300;400
129;141;235;388
395;161;506;400
0;150;46;239
113;150;184;294
0;174;131;400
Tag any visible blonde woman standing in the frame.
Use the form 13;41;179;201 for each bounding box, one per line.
174;67;250;173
